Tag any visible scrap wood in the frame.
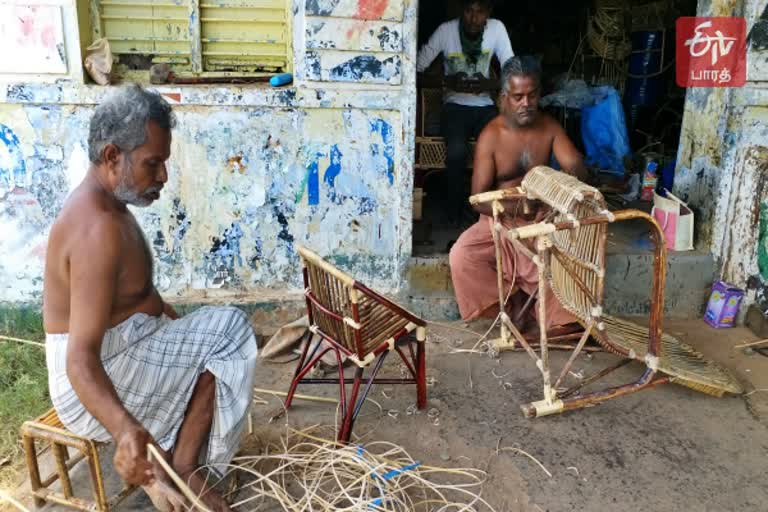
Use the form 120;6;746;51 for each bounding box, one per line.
253;387;337;404
733;338;768;349
0;489;31;512
495;438;552;479
0;334;45;348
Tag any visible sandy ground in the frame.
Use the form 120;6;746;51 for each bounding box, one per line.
10;318;768;512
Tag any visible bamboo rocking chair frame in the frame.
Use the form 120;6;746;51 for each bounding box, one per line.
469;166;741;418
285;246;428;442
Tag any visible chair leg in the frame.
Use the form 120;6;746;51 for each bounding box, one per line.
416;340;427;410
352;352;389;419
85;441;109;511
341;352;390;442
52;442;74;499
284;344;331;410
338;367;364;443
22;434;45;508
335;348;347;420
284;332;313;410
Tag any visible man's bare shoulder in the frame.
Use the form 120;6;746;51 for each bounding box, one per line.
51;185;126;250
538;112;567;133
477;116;506;144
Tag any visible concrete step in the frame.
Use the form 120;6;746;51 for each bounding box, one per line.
603;250;715;318
403;247;716;322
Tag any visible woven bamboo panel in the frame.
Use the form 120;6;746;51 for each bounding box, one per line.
415;137;476;170
603;315;743;395
416;137;447;169
521;167;607;323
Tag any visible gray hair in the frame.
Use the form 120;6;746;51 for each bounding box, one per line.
88;83;176;163
501;56;542;93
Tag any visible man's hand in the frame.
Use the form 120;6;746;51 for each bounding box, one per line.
113;423;156;486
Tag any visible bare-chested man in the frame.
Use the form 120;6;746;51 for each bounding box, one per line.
449;56;587;331
43;84;257;511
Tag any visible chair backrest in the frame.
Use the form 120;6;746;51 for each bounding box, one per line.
521;167;608;323
297;246;360;355
297;246;424;361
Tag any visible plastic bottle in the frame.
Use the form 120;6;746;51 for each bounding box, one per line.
270;73;293;87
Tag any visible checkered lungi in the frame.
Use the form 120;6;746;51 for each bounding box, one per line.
46;306;258;469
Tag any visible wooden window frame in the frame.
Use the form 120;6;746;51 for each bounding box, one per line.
87;0;292;79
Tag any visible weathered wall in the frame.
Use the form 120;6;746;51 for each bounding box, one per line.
0;0;418;306
676;0;768;296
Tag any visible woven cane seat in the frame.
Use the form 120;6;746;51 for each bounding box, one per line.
602;316;742;396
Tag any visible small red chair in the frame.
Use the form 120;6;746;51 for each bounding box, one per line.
285;246;427;442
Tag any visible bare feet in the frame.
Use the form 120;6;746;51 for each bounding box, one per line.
144;446;189;511
143;479;187;512
178;466;232;512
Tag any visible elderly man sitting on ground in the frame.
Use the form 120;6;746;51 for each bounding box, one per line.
43;84;257;511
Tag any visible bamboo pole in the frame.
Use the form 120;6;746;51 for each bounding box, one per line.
734;338;768;349
253;388;337;404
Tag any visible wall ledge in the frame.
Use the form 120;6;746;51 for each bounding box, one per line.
0;80;406;110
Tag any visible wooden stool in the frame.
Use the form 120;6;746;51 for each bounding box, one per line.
21;408;136;511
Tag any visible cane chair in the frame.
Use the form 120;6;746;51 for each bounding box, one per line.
285;246;427;442
21;408;137;511
469;166;742;418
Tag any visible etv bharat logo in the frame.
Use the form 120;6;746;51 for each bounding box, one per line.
676;17;746;87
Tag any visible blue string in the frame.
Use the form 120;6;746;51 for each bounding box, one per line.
355;445;422;509
379;461;422;481
369;497;384;509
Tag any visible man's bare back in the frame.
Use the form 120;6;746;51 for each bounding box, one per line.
43;183;163;334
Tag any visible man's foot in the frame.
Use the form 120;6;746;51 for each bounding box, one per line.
178;466;232;512
143;480;188;512
144;445;188;512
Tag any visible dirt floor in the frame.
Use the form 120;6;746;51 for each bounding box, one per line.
10;318;768;512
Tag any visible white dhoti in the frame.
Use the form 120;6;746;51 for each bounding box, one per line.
46;306;258;470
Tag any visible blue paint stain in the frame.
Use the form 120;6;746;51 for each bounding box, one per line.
305;0;340;17
0;124;27;190
369;119;395;185
358;197;377;215
323;145;343;188
329;55;400;83
209;222;244;269
306;51;322;79
307;160;320;205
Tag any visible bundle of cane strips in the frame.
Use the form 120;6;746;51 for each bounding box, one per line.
205;428;498;511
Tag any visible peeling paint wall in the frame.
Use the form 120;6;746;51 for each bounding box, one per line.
0;0;418;305
676;0;768;296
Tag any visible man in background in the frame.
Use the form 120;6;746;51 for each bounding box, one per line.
417;0;514;225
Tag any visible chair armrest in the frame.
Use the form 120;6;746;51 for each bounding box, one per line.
469;188;525;205
354;283;426;327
